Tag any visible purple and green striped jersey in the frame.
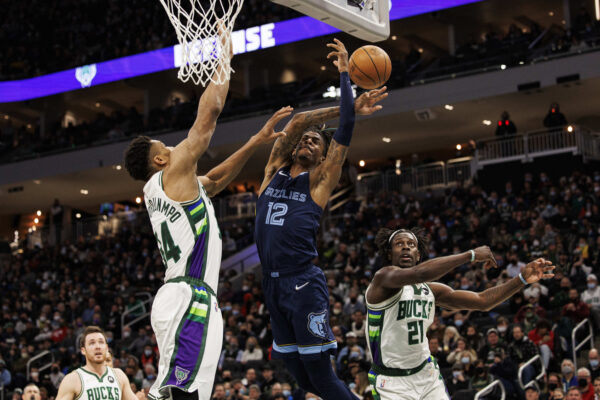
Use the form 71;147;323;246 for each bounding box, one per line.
144;171;222;290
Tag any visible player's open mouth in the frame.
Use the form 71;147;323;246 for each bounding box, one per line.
401;255;411;261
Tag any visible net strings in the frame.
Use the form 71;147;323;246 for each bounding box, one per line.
159;0;244;86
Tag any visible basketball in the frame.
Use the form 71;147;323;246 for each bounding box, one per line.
349;45;392;90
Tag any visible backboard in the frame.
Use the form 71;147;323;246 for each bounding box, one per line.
271;0;390;42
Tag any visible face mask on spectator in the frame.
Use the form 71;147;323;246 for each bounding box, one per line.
248;344;255;351
460;284;469;290
333;308;342;315
588;283;597;290
350;352;359;359
283;390;291;396
222;306;232;312
31;372;39;379
461;357;470;364
147;374;155;380
590;360;599;368
562;366;573;375
144;350;152;356
579;379;588;388
349;383;356;390
51;367;59;374
548;383;558;391
452;371;461;378
455;320;463;327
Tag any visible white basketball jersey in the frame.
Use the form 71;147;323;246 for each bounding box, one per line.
143;171;222;290
75;367;121;400
365;283;435;370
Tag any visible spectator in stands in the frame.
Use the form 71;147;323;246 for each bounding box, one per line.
576;367;594;400
548;372;563;394
470;360;493;392
508;324;539;385
567;386;583;399
552;387;566;399
212;384;227;399
506;252;526;278
587;349;600;380
447;364;469;395
48;363;64;389
582;274;600;331
241;337;263;364
525;386;540;400
465;324;485;352
447;338;477;368
496;316;511;343
593;377;600;399
562;289;591;324
429;337;449;369
563;359;578;391
21;384;41;400
343;288;366;315
479;328;507;367
543;103;568;129
528;319;554;369
442;326;461;352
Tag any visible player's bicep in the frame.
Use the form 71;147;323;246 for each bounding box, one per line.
115;369;140;400
56;372;79;400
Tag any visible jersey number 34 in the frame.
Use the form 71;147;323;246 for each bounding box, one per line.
265;202;288;226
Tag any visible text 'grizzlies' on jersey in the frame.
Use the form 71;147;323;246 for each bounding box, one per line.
255;166;323;274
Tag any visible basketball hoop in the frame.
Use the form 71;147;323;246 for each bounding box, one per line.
159;0;244;86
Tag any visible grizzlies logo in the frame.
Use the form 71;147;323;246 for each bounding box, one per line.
307;311;328;339
75;64;97;88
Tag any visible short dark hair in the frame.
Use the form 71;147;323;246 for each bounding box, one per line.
567;386;581;394
375;227;429;264
292;125;332;163
124;135;154;181
80;326;107;348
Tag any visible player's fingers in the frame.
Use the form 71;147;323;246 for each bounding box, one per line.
327;51;340;59
543;265;555;272
333;38;347;50
333;60;339;68
273;131;287;139
542;273;555;279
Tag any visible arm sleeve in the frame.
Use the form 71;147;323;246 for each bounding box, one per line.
332;72;356;146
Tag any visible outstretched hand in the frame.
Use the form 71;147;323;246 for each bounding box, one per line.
354;86;388;115
522;258;555;284
253;106;294;145
326;38;349;73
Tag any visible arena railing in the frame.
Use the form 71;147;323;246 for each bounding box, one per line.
121;296;155;338
26;350;54;381
518;354;545;390
355;157;473;197
474;126;600;167
572;318;595;370
474;379;506;400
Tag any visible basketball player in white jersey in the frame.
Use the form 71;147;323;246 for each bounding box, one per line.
55;326;143;400
123;31;294;400
365;228;555;400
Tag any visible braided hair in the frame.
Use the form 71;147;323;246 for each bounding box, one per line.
124;135;154;181
375;227;429;264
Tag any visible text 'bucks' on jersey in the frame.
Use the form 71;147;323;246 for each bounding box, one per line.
366;283;435;370
75;367;120;400
143;171;222;290
255;167;323;274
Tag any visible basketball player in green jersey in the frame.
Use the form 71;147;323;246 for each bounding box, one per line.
365;228;555;400
55;326;144;400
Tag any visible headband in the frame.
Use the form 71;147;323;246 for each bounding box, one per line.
388;230;418;245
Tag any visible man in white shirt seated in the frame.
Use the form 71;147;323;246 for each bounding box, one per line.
581;274;600;331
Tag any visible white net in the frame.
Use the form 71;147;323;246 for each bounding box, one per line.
159;0;244;86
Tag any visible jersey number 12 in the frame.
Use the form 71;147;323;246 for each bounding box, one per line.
265;202;288;226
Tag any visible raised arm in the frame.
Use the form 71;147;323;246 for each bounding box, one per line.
170;25;232;173
372;247;496;291
431;258;555;312
310;39;387;208
200;107;293;197
55;372;80;400
259;43;387;196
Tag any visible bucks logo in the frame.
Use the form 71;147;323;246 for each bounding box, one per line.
174;366;190;386
307;311;328;339
75;64;97;88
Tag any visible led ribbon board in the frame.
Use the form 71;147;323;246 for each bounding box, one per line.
0;0;481;103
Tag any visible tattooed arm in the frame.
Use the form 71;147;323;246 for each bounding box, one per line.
429;258;555;312
258;106;342;196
